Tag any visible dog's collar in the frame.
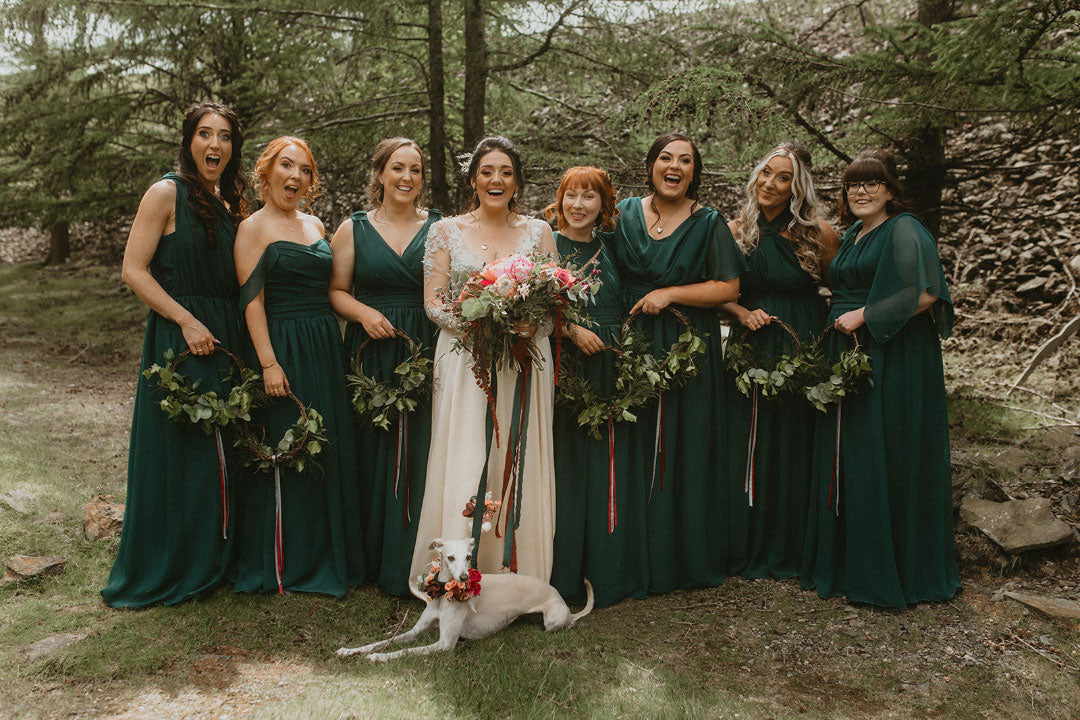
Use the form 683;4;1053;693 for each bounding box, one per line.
421;561;482;601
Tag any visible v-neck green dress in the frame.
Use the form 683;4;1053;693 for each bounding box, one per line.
549;231;648;607
801;213;959;607
102;173;245;607
726;209;828;579
232;238;365;597
607;197;747;592
343;209;442;596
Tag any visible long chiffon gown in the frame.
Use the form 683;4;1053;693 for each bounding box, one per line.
801;213;960;607
102;173;244;607
231;238;365;597
343;209;442;595
607;198;747;592
410;217;556;583
726;209;828;579
549;231;648;607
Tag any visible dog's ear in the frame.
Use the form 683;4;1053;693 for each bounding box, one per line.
429;538;443;551
466;538;475;552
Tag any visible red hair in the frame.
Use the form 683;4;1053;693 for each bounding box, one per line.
544;166;619;232
251;135;321;208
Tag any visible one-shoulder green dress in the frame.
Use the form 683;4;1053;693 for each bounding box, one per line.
343;209;442;595
102;173;245;607
550;231;648;607
726;209;828;579
232;238;365;597
801;213;959;607
607;198;747;591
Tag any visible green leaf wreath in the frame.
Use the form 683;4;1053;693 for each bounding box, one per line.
143;346;259;434
802;328;874;412
346;329;433;431
556;307;707;440
725;318;819;399
236;393;328;476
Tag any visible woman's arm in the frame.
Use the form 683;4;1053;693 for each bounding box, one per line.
234;220;289;396
329;217;395;338
631;278;740;315
121;180;217;356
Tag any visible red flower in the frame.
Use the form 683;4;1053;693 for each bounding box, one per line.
468;567;482;595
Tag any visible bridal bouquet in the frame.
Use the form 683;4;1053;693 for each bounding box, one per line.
447;251;599;435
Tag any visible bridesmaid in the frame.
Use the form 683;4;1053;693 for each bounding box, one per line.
606;132;746;592
103;101;249;607
801;149;959;607
721;143;838;579
546;166;648;607
329;138;442;596
232;136;365;596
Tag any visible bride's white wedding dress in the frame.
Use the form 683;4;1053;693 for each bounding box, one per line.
409;215;557;582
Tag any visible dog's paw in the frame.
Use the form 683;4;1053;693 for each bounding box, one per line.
367;652;390;663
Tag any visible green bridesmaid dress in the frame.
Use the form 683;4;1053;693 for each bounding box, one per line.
607;198;747;592
726;209;828;579
232;238;365;597
343;209;441;596
102;173;244;607
549;231;648;607
801;213;959;607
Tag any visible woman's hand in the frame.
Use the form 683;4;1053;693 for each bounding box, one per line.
834;308;866;335
181;317;219;356
631;288;673;315
511;319;538;338
359;306;395;339
262;362;291;397
568;324;605;355
738;308;774;332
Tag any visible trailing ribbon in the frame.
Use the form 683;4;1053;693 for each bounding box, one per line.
214;426;229;540
826;399;842;516
470;365;497;567
744;385;759;507
607;417;617;534
553;306;564;386
394;412;411;529
649;391;667;500
496;338;533;572
273;460;284;595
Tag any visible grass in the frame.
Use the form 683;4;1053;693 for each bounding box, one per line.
1;260;1079;719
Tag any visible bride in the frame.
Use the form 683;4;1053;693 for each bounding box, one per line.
410;136;558;582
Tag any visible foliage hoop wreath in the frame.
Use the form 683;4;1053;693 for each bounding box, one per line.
345;327;433;529
235;388;328;595
725;317;819;400
555;306;706;531
143;344;259;540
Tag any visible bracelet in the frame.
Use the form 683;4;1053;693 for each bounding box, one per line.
261;360;278;369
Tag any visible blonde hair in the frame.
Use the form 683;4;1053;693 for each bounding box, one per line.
251;136;320;209
733;143;827;281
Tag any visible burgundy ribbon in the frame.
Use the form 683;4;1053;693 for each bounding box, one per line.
214;427;229;539
826;399;842;516
608;417;617;533
744;386;759;507
273;462;284;595
394;413;411;529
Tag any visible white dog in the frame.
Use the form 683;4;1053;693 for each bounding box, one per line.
337;538;594;662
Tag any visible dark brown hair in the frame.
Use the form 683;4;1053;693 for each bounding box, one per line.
644;132;703;200
462;136;524;214
838;149;907;225
176;101;250;246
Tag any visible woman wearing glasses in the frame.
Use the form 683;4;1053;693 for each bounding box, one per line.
801;150;959;607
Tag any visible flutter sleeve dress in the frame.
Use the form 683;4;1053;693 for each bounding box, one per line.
343;209;441;595
230;238;365;597
607;197;747;592
549;230;648;607
726;209;828;579
102;173;245;607
801;212;959;607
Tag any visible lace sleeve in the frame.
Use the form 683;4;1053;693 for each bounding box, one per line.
423;219;463;333
533;218;558;338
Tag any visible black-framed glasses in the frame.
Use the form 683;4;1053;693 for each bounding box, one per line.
844;181;882;195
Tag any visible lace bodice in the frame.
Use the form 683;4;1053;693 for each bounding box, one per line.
423;215;555;333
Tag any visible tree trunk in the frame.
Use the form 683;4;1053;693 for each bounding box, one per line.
427;0;451;214
462;0;487;152
43;221;70;266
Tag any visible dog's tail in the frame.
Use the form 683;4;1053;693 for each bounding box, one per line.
571;579;595;624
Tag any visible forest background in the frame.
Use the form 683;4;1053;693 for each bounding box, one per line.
1;1;1080;719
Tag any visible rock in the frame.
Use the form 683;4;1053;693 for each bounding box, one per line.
959;496;1073;553
24;633;85;662
1016;277;1049;294
1069;254;1080;276
33;511;64;525
83;495;124;540
0;489;38;514
1;555;67;584
1003;592;1080;620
